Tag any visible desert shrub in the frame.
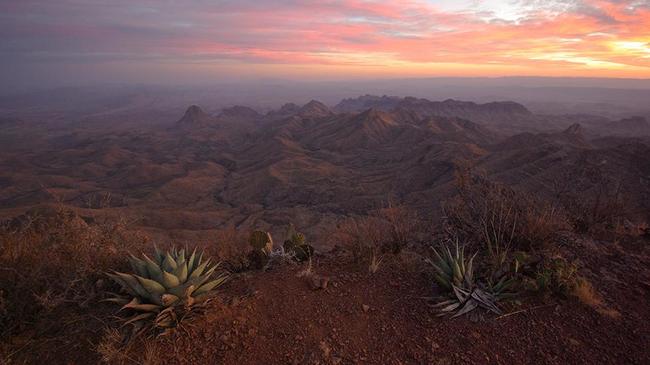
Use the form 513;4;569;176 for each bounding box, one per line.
531;256;579;297
106;246;228;333
0;206;145;338
443;170;567;276
334;215;388;270
530;255;616;313
376;202;420;254
334;203;420;272
552;165;631;234
572;277;602;308
571;277;620;318
96;327;163;365
207;226;251;272
96;327;136;364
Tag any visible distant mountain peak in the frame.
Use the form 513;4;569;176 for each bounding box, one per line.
563;123;584;135
219;105;260;119
357;108;395;124
334;94;401;112
602;116;650;137
177;105;212;125
279;103;300;113
299;100;331;118
617;116;648;128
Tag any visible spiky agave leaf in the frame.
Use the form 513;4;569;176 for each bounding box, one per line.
128;255;149;277
121;298;161;313
428;241;509;318
427;240;475;292
189;259;212;279
173;261;188;283
194;275;228;296
161;270;180;288
142;254;164;283
106;246;229;331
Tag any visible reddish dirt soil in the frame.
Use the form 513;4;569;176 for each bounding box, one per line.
153;237;649;365
4;235;649;364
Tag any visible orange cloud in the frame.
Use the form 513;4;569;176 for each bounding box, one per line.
2;0;650;78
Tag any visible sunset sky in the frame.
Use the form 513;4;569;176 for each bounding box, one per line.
2;0;650;87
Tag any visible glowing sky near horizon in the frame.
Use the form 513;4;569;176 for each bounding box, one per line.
1;0;650;85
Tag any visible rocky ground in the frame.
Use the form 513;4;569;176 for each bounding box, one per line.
9;233;637;365
153;236;648;365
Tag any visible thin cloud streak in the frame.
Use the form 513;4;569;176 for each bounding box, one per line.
1;0;650;84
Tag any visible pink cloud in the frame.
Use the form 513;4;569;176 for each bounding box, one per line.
1;0;649;77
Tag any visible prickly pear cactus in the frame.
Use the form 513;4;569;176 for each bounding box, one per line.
293;244;314;261
283;225;313;261
249;230;273;253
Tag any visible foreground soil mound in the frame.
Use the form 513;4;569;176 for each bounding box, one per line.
117;236;648;365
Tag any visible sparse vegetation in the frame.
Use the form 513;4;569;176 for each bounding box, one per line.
438;169;622;312
248;230;274;269
552;166;631;234
105;246;228;332
444;170;567;260
0;208;131;326
377;202;420;254
334;203;420;273
283;224;314;262
532;256;579;297
0;206;146;362
0;91;648;362
335;215;387;267
427;240;511;317
368;253;384;274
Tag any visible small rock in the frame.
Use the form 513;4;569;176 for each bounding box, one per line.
321;276;330;289
362;304;370;312
308;274;330;290
319;341;331;357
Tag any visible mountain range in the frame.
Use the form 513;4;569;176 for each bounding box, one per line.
1;95;648;246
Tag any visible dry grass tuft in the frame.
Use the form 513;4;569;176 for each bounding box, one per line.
572;277;621;319
0;204;149;362
377;202;420;254
209;225;253;272
551;166;632;234
96;328;133;364
572;277;602;307
368;253;384;274
333;203;420;272
142;339;163;365
445;170;567;255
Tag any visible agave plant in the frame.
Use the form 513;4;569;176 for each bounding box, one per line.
428;239;476;291
427;240;508;318
106;246;228;329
